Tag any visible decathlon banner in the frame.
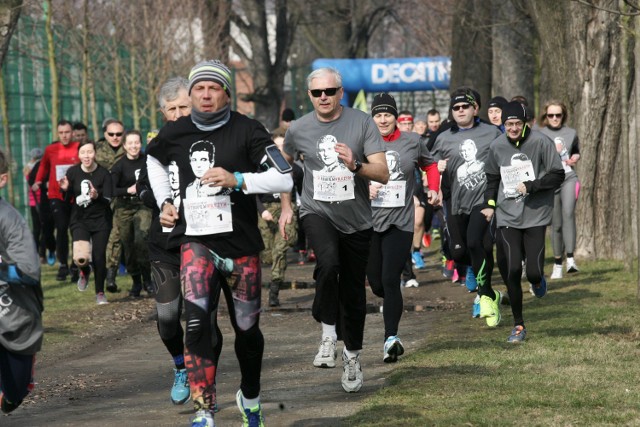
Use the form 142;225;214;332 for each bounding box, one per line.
311;57;451;92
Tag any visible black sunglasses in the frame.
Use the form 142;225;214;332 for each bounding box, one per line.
452;103;472;112
546;113;563;119
309;87;341;98
107;132;123;137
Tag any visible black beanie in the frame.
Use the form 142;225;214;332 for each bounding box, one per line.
371;93;398;118
488;96;508;110
501;101;527;123
282;108;295;122
450;91;476;109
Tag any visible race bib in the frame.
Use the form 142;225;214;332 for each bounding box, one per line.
183;195;233;236
500;161;535;199
312;169;355;202
371;181;406;208
56;164;73;181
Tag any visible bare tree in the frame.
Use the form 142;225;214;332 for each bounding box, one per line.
0;0;22;67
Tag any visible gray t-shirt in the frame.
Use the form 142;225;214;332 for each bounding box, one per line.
538;126;578;178
431;122;501;215
485;130;564;228
372;131;435;233
284;107;385;233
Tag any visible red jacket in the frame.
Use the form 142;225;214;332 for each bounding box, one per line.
35;141;80;200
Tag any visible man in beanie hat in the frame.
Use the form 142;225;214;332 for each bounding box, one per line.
487;96;508;128
147;59;293;427
278;67;388;393
431;87;503;328
482;100;564;343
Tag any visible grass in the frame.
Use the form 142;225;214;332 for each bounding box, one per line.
347;259;640;426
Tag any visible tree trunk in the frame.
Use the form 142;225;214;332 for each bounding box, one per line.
491;0;535;105
529;0;624;259
0;69;14;202
45;0;59;134
0;0;22;68
450;0;492;119
81;0;88;124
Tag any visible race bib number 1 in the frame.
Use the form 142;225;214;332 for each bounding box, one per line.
371;181;406;208
500;161;535;199
184;195;233;236
312;170;355;202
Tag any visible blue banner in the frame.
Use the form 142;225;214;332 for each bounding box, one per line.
312;57;451;92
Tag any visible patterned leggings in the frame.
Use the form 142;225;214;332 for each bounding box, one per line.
180;242;263;413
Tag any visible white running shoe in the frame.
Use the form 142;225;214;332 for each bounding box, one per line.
550;264;563;279
77;270;89;292
341;351;363;392
404;279;419;288
313;337;337;368
383;336;405;363
566;257;579;273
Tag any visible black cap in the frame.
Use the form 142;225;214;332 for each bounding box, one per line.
501;101;527;123
371;93;398;118
488;96;508;110
282;108;295;122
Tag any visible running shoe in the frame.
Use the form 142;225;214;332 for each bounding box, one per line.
170;368;190;405
411;251;425;269
236;389;265;427
47;251;56;266
404;278;419;288
422;233;432;248
550;264;563;279
313;337;337;368
442;259;454;279
191;409;215;427
531;277;547;298
341;351;363;392
472;294;481;318
465;266;478;292
76;269;89;292
56;265;69;281
297;250;306;265
507;325;526;343
383;336;405;363
566;257;579;273
479;290;502;327
432;228;440;239
307;250;316;262
0;392;20;414
70;267;79;284
96;292;109;305
451;268;459;283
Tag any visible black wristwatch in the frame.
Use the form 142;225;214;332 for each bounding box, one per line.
351;160;363;174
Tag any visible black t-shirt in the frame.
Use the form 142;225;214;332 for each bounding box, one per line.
65;164;112;230
111;154;146;197
147;112;272;258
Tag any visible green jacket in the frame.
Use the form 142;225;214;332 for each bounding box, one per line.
95;139;125;171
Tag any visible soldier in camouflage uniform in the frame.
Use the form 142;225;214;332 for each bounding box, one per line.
95;118;126;292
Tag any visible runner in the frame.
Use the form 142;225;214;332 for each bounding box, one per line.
482;101;564;342
367;93;439;362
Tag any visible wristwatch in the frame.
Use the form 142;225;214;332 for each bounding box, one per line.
351;160;363;174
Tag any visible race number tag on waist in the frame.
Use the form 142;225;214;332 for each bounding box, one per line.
371;181;406;208
500;160;535;199
183;195;233;236
56;164;73;180
312;170;355;202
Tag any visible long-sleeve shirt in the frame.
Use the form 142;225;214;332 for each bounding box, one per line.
35;141;80;200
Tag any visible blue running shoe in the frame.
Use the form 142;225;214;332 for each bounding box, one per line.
532;277;547;298
170;368;190;405
383;335;405;363
47;251;56;266
465;266;477;292
411;251;425;269
508;325;526;343
236;390;265;427
472;294;481;318
191;409;214;427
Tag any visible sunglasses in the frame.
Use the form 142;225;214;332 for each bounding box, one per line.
309;87;341;98
546;113;563;119
452;103;472;111
107;132;123;137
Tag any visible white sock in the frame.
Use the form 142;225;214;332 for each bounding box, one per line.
242;394;260;409
344;348;360;359
322;322;337;341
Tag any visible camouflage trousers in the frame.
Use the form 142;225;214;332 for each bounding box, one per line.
113;198;152;277
106;199;122;270
258;202;297;282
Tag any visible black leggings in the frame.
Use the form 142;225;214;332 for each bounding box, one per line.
496;226;547;326
71;226;110;294
367;226;413;339
151;261;186;359
447;205;495;298
50;199;71;265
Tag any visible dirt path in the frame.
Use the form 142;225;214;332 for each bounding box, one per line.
2;250;473;426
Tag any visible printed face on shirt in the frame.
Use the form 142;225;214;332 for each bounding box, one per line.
168;161;180;192
58;123;73;145
459;139;478;162
189;141;215;178
317;135;339;168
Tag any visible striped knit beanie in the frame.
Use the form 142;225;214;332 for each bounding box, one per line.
188;60;232;96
